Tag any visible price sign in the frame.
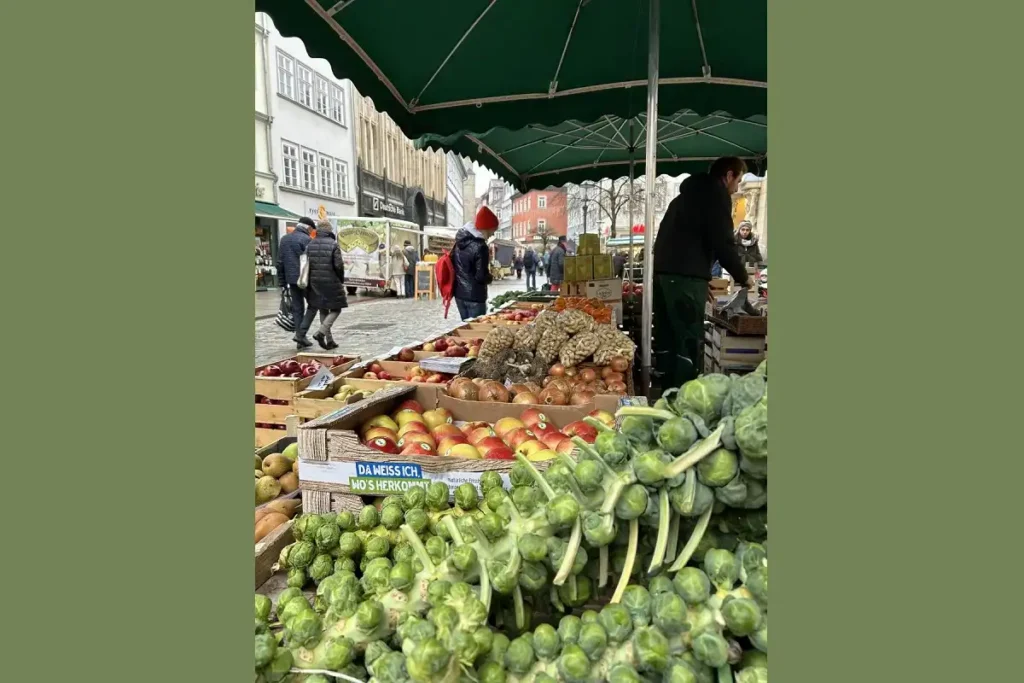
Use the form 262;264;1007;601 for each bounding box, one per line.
306;364;336;391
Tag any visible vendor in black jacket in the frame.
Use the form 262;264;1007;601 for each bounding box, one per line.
652;157;751;386
452;205;499;320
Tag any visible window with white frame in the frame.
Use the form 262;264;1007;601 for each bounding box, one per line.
315;75;330;117
329;83;346;124
276;52;294;99
335;160;349;199
538;219;547;232
319;154;334;197
301;148;317;192
296;64;314;108
538;195;547;209
281;142;299;188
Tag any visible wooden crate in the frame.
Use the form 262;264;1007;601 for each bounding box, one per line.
294;376;446;420
255;355;359;402
254;431;300;588
296;385;556;514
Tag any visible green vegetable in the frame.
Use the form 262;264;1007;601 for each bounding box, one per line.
696;448;739;488
254;594;271;622
735;396;767;459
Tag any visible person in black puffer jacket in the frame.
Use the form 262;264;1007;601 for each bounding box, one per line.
275;216;314;348
452;206;499;320
297;220;347;350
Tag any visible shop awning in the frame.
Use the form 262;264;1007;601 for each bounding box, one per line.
255;201;302;221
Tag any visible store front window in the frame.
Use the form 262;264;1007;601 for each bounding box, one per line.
255;217;279;290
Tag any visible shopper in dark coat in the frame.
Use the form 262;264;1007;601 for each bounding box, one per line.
452;206;498;320
547;237;567;287
652;157;752;386
275;216;315;348
612;250;627;279
403;240;419;298
297;220;347;349
735;221;764;266
514;254;524;279
523;247;538;291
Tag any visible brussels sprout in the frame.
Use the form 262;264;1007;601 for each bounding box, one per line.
736;542;767;573
384;560;413;591
615;484;649;521
658;416;700;455
288;540;316;569
580;609;599;624
426;579;451;607
648;575;675;596
741;478;768;509
664;662;700;683
621;584;653;627
354;505;377;530
531;623;560;660
286;567;307;588
680;652;715;683
364;535;391;560
704;549;740;591
720;596;763;636
332;532;359;559
594;430;631;466
556;643;591;683
725;373;766;416
557;574;593;608
714;474;748;508
425;534;448;565
304;674;330;683
403;485;427;511
320;511;338;525
405;636;450;682
749;613;768;652
263;647;293;683
514;533;545;563
505;635;535;674
379;504;404;530
632;626;670;673
582;511;617;546
632;449;669;486
477;660;506;683
485;486;509;512
254;594;272;622
691;631;729;667
473;470;500;495
652;591;688;635
286;608;322;648
620;415;655;449
510;462;534;488
307;554;333;583
452;544;478;573
546;492;580;529
558;614;583;644
401;510;428;537
676;374;732;425
607;663;644;683
734;398;767;460
669;470;714;518
291;515;308;541
578;622;608;660
425;481;451;510
254;630;277;669
739;454;768;480
319;635;356;670
674;567;712;604
454;482;479;510
518;560;548;593
596;604;632;643
696;448;739;488
511;485;540;514
335;510;355;531
354;599;384;632
368;650;407;683
277;543;294;570
479;511;505;541
746;566;768;607
275;587;303;616
741;651;767;670
572;458;604;492
737;667;769;683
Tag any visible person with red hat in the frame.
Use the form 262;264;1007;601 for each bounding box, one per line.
450;205;499;320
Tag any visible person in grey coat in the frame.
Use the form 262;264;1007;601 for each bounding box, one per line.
296;220;348;350
403;240;419;298
275;216;315;348
547;236;567;287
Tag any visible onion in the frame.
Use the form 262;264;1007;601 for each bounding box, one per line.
524;382;542;395
479;381;511;403
607;381;627;394
509;383;532;396
609;356;630;373
579;367;598;383
601;365;617;379
538;386;569;406
549;363;566;377
549;378;572;394
564;366;578;377
472;377;488;386
512;392;540;405
569;390;596;406
603;372;625;384
542;375;557;388
449;380;479;401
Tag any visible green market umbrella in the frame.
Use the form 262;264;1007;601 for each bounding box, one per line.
255;0;765;139
415;111;766;192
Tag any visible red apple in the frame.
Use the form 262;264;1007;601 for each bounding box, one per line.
398;432;436;450
422;409;453;430
363;372;379;380
461;421;491;436
400;441;436;456
588;409;616;429
397;348;416;362
369;362;384;374
363;415;399;433
287;372;301;378
431;424;463;441
445;443;482;459
493;417;526;438
540;431;569;450
520;408;551;430
394;410;425;426
562;421;598;443
433;339;449;352
425;373;445;383
301;365;318;378
445;345;468;358
437;435;469;454
263;365;282;377
279;360;300;374
363;426;399;443
398;421;429;438
397;399;425;414
468;426;497;445
482;445;515;461
376;371;391;381
555;438;577;455
364;437;399;454
530;421;559;439
505;427;539;449
515;440;547;458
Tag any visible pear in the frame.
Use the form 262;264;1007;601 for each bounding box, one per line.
262;454;291;478
255;476;281;504
281;443;299;461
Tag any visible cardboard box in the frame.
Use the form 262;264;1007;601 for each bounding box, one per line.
577;234;601;256
704;326;766;365
575;255;594;281
564;256;577;282
584;278;623;302
593;254;614;279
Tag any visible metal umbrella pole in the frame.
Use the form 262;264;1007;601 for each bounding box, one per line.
627;123;635;286
640;0;660;395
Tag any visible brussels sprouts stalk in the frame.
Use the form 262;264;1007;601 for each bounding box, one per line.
442;516;491;613
647;489;671;575
718;664;736;683
286;667;363;683
550;585;565;613
616;406;678;421
570;435;603;461
598;545;610;588
665;513;681;564
400;524;436;574
667;505;713;573
663;425;725;480
610;519;640;604
553;518;583;586
514;453;558;501
583;415;615;433
512;585;526;630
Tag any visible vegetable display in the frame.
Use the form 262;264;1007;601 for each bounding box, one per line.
256;361;768;682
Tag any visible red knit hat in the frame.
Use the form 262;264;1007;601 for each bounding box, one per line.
475;205;499;231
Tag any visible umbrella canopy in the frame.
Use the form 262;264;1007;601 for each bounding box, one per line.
416;111;766;191
256;0;765;138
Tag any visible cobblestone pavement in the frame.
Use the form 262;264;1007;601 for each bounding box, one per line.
255;277;535;366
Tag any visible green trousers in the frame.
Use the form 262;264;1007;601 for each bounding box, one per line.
652;274;708;389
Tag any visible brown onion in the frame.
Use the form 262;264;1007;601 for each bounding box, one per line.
538;386;569;406
472;377;488;386
512;392;540;404
524;382;542;395
549;378;572;394
564;366;578;377
607;381;627;394
508;383;532;396
449;380;479;401
479;381;511;403
542;375;557;388
601;365;617;379
569;390;596;406
603;372;625;384
579;367;598;382
609;355;630;372
548;363;566;377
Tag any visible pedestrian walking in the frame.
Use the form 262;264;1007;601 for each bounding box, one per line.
514;253;524;279
653;156;751;386
452;206;498;320
613;250;627;279
547;237;567;290
542;248;552;281
523;247;538;291
389;245;406;296
403;240;419;298
275;216;315;349
296;220;348;350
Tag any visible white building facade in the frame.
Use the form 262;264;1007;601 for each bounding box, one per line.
254;20;277;205
445;152;466;228
260;12;358;234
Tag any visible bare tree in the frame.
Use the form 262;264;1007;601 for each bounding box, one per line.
564;178;667;238
536;221;553;251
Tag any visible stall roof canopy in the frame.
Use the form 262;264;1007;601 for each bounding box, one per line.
417;111;766;192
255;201;303;221
255;0;766;139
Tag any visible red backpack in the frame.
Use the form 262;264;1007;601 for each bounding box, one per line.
435;249;456;318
